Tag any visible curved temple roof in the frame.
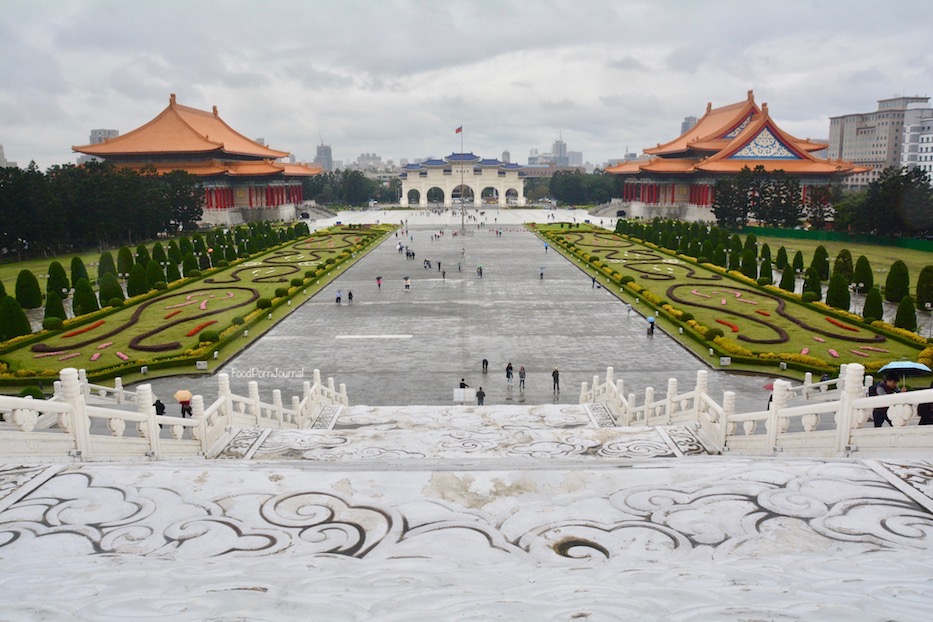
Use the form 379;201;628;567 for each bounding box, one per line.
73;94;290;159
607;91;866;177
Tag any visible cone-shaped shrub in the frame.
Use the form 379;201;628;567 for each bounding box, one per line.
779;268;796;293
0;280;6;298
98;272;124;303
44;290;66;320
792;250;805;274
885;260;910;303
47;261;70;300
146;260;164;290
916;265;933;311
117;247;134;277
743;233;757;256
167;241;182;265
135;244;151;267
127;263;148;297
741;248;758;279
760;243;771;264
72;278;100;316
832;249;854;285
182;253;198;277
759;258;773;285
803;267;822;300
853;255;873;293
810;245;830;280
70;256;89;287
863;287;884;322
15;269;42;309
775;246;788;270
98;251;117;282
151;242;167;265
825;272;851;311
179;236;193;257
0;295;31;340
166;260;182;282
894;294;917;332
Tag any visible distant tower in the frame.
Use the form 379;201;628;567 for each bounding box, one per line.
681;116;698;135
77;129;120;164
552;134;568;166
314;142;333;171
501;149;511;164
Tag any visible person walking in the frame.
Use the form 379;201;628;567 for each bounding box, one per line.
335;290;342;304
180;400;193;418
647;316;655;335
518;366;526;391
459;378;469;388
476;387;485;406
404;277;411;291
482;358;488;373
347;291;353;303
872;373;900;427
552;368;560;393
506;362;514;388
376;276;382;289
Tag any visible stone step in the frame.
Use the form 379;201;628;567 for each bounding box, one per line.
215;423;714;462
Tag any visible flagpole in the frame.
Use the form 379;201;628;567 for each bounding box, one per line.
460;126;465;234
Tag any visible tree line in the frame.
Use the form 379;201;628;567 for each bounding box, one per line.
0;160;203;261
712;164;933;235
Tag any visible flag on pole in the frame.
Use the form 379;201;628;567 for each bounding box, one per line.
455;126;462;134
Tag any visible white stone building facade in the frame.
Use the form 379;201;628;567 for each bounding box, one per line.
399;153;525;208
900;103;933;180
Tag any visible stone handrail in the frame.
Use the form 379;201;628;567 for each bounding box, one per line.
0;367;348;462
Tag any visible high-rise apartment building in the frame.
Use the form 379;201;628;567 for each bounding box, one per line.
681;116;698;135
828;96;929;190
900;103;933;180
77;129;120;164
314;143;333;171
501;149;510;164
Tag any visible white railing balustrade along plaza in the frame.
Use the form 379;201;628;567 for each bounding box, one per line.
580;364;933;458
0;367;348;462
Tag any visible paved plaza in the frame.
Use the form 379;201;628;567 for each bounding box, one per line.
140;208;771;412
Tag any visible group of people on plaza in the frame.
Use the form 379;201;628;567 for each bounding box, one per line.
463;360;560;406
870;374;933;427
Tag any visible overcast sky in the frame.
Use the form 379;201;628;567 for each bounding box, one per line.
1;0;931;170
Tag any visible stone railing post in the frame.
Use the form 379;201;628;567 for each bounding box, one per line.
114;377;124;404
721;391;736;448
248;381;260;421
313;369;322;395
592;375;600;399
272;390;283;427
53;380;63;400
339;384;347;405
626;392;636;425
605;367;614;388
78;368;91;401
217;373;233;429
135;384;161;459
694;370;708;423
835;363;865;455
802;372;812;398
301;380;314;424
644;387;655;424
767;380;791;454
579;381;589;403
191;395;208;454
665;378;677;423
60;368;90;459
292;396;301;426
327;377;336;399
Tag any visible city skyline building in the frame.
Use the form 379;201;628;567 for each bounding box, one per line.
681;115;698;135
314;142;333;172
0;144;16;168
828;95;929;190
899;102;933;180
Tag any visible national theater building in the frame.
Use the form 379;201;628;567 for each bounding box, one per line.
606;91;866;221
73;94;322;226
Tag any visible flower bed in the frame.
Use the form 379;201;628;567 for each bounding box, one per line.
63;320;105;338
716;319;739;333
186;320;218;337
826;317;859;332
164;310;182;319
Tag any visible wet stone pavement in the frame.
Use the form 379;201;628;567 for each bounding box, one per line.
139;210;772;412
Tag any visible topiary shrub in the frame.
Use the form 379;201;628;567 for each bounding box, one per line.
775;246;788;270
917;265;933;311
0;295;32;341
126;263;148;297
801;291;821;303
894;294;917;332
98;272;124;304
232;316;245;325
136;244;151;267
18;386;44;400
862;287;883;322
152;281;167;291
275;287;288;298
44;290;66;321
71;278;100;316
885;260;910;303
98;251;117;282
792;250;804;274
42;317;64;331
198;329;221;343
108;298;124;307
705;327;724;341
290;278;303;287
853;255;873;294
620;275;634;285
325;258;336;265
215;259;229;268
825;272;851;310
187;269;201;278
803;267;822;301
117;246;135;277
145;260;164;290
680;312;694;322
47;261;70;300
305;270;316;278
832;249;854;284
810;245;830;280
756;277;771;286
256;298;272;310
15;269;42;309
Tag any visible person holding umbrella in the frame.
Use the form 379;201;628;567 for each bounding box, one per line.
174;389;193;418
871;373;900;427
647;316;656;336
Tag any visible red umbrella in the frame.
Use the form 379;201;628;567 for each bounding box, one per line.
762;382;775;391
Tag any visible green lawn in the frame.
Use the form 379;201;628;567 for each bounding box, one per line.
535;224;923;374
1;225;392;380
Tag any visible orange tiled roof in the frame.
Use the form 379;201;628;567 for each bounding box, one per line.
609;93;864;178
281;162;324;176
103;159;323;179
73;94;289;159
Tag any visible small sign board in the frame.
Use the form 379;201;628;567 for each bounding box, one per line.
719;357;732;366
196;361;208;371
